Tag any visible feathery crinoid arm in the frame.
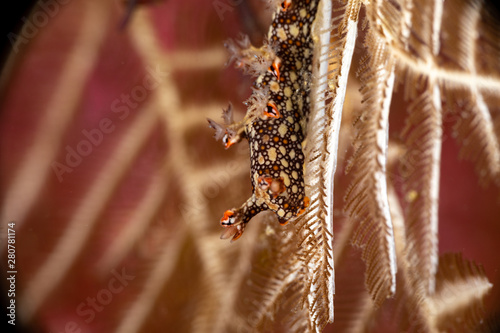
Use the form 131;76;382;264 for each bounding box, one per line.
297;0;361;329
344;1;399;305
440;0;500;186
353;0;497;325
398;0;444;296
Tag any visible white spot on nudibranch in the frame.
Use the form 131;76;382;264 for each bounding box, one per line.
270;81;280;93
277;27;287;41
280;171;290;186
268;147;277;161
278;123;288;137
290;24;299;37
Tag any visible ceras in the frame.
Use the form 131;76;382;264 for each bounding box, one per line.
208;0;319;241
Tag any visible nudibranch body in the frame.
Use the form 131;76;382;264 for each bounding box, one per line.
208;0;319;241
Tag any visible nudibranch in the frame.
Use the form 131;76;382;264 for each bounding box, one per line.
208;0;319;241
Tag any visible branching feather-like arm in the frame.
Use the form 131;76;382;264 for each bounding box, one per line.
401;86;442;295
441;0;500;186
297;0;360;330
344;25;397;305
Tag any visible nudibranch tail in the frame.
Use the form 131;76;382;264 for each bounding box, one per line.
210;0;319;241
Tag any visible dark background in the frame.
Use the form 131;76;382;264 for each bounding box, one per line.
0;0;38;69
